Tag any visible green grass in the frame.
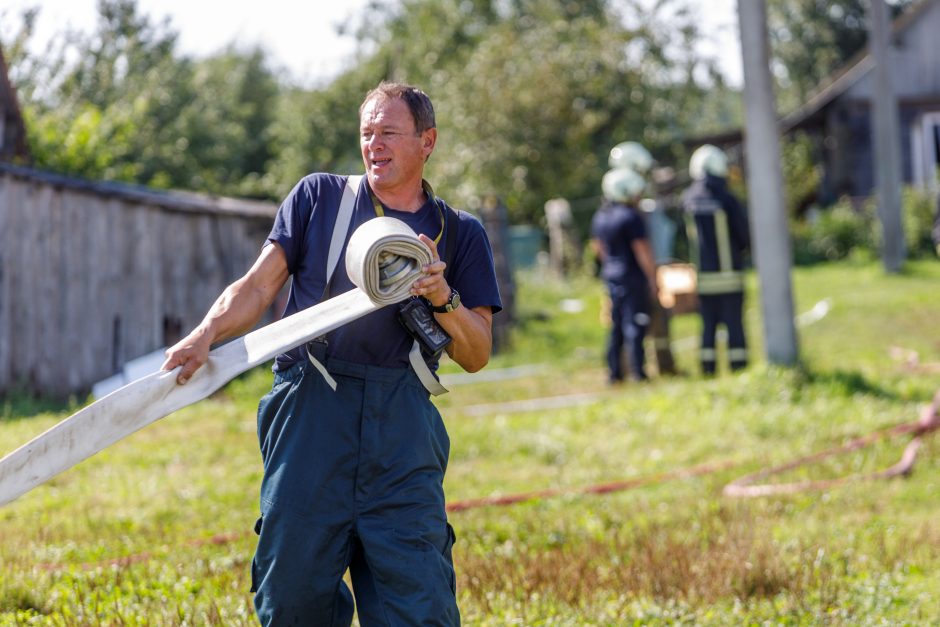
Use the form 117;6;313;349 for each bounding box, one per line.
2;259;940;625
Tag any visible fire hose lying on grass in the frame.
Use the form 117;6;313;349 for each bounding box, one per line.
29;383;940;573
444;389;940;510
723;388;940;497
35;389;940;573
0;217;433;508
3;212;938;512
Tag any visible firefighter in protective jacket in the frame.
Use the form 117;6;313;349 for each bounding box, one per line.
681;145;750;374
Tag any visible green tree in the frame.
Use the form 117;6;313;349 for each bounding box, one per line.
13;0;194;184
4;0;737;222
181;46;280;196
262;71;380;200
339;0;726;223
767;0;914;112
5;0;283;196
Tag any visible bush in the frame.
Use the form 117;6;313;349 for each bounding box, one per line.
901;186;939;258
781;132;822;217
791;186;939;264
791;197;876;264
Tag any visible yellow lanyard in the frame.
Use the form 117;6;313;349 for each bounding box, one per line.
368;179;445;245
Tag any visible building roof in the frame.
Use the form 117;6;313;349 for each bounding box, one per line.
685;0;939;147
780;0;938;132
0;161;277;219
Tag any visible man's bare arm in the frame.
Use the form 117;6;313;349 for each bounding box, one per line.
410;234;494;373
161;243;290;384
438;305;493;373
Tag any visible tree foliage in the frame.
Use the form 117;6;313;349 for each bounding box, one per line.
767;0;914;112
338;0;736;221
4;0;741;222
4;0;282;195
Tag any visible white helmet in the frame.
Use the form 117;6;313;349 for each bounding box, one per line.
602;168;646;202
689;144;728;180
608;141;654;174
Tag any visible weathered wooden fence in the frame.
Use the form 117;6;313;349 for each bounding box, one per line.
0;164;276;399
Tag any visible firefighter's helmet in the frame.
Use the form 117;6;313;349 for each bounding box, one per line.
689;144;728;180
602;167;646;202
608;141;654;174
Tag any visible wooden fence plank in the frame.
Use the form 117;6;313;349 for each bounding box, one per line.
0;168;276;398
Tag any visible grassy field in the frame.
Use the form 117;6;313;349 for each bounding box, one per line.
1;258;939;625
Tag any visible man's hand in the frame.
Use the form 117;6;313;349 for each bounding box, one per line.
161;329;212;385
408;233;492;373
411;233;451;307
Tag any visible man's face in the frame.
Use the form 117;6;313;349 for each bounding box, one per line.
360;96;436;195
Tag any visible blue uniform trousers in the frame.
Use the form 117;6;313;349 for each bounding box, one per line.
251;358;459;626
606;282;650;382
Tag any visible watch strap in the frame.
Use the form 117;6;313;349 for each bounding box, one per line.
430;289;460;313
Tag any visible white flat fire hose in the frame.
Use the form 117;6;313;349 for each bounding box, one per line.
0;217;432;507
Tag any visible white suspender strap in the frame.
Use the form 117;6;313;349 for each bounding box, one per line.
408;340;449;396
405;200;456;396
306;343;337;391
306;174;362;391
327;175;362;284
311;173;449;397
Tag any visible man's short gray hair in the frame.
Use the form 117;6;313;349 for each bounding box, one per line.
360;82;436;133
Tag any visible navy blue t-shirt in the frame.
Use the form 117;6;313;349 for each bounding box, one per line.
267;173;502;371
590;201;648;287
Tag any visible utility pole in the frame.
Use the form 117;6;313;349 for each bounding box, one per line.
737;0;799;366
868;0;906;273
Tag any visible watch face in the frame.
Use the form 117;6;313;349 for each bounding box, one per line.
434;289;460;313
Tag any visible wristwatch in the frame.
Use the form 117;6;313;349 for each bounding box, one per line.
430;288;461;313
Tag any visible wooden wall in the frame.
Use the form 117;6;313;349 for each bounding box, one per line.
846;0;940;101
810;0;940;199
0;165;276;398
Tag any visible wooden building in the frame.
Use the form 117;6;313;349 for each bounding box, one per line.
691;0;940;204
0;163;277;398
783;0;940;202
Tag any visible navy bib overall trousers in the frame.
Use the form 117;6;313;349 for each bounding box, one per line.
251;357;459;626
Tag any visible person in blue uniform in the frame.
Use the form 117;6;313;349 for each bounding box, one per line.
681;144;750;375
590;167;659;384
608;140;678;375
162;82;502;626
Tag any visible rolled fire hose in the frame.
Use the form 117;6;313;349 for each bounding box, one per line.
0;217;432;507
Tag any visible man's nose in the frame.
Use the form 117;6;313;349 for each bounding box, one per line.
365;134;384;150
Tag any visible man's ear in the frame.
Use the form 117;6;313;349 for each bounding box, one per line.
422;128;438;156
